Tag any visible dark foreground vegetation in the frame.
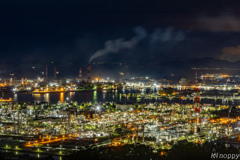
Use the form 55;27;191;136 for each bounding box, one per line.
2;142;239;160
64;142;238;160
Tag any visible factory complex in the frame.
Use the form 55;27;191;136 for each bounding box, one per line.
0;65;238;159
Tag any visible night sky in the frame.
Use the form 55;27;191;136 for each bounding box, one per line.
1;0;240;78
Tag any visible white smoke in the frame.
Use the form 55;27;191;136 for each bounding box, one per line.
89;26;146;63
150;27;185;43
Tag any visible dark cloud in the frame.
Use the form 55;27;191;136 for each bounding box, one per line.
195;13;240;32
221;45;240;62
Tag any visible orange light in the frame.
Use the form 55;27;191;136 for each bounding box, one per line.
221;75;228;77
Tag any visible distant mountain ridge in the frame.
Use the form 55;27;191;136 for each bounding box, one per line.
0;57;238;79
166;57;240;69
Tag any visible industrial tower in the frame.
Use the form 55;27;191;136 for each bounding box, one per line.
79;68;82;82
194;87;201;134
45;65;48;80
195;71;198;84
87;64;91;84
54;67;57;79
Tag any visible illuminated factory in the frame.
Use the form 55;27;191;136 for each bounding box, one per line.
0;69;239;157
0;98;239;150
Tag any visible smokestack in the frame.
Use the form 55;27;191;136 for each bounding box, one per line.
54;67;56;79
67;111;71;134
79;68;82;82
195;71;198;84
18;111;20;134
194;87;200;134
87;64;91;84
45;65;48;80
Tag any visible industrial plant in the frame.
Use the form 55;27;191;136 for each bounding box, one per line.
0;63;238;159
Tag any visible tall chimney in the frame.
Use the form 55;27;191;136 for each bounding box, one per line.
195;71;198;84
79;68;82;82
87;64;91;84
54;67;56;79
194;87;200;134
67;111;71;134
45;65;48;80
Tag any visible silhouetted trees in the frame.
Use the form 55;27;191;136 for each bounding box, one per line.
3;142;238;160
65;144;161;160
64;142;239;160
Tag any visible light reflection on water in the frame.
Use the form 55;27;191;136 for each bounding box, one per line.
3;89;240;105
60;92;64;103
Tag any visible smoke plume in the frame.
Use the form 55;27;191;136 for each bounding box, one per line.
89;26;146;63
150;27;185;44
